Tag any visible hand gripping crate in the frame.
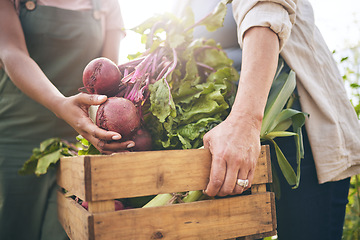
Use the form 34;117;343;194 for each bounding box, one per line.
57;145;276;240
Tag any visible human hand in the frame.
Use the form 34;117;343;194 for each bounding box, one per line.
54;93;135;154
203;116;261;197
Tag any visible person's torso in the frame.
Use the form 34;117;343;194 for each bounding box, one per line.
0;0;103;144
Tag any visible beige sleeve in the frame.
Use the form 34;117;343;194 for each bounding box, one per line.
232;0;297;51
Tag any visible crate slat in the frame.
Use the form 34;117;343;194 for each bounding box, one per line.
58;191;276;240
57;191;91;240
57;145;271;201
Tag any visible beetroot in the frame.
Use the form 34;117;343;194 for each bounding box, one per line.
131;128;152;151
114;200;124;211
96;97;141;139
82;57;122;97
81;201;88;210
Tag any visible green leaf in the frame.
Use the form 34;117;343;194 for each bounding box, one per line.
195;40;233;69
176;117;220;149
39;138;60;152
18;150;41;176
271;118;292;132
269;138;297;186
35;149;62;176
149;79;176;123
195;0;233;32
78;144;100;156
290;110;307;188
262;108;307;189
261;70;296;136
168;32;186;49
268;108;307;133
274;57;284;80
265;131;297;138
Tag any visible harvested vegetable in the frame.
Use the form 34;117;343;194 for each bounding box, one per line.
81;57;122;97
131;128;152;151
96;97;140;140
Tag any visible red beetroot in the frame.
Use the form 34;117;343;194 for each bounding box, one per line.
114;200;124;211
82;57;122;97
131;128;152;151
81;201;88;210
96;97;141;139
81;200;124;211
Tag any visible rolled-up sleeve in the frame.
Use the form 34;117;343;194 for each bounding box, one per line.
232;0;297;51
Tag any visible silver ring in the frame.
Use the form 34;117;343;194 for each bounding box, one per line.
237;179;249;188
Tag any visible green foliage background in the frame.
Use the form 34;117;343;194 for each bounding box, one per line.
338;41;360;240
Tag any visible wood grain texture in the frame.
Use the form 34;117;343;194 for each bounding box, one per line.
88;200;114;213
57;145;276;240
91;193;275;240
57;156;87;200
57;145;271;201
57;191;91;240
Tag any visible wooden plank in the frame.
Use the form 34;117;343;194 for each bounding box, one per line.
57;156;87;201
81;145;270;201
89;192;275;240
263;145;272;183
57;191;91;240
88;148;211;201
251;184;267;193
88;200;114;213
237;193;277;240
57;146;270;201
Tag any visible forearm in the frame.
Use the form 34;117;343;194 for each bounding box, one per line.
229;26;280;129
0;1;65;116
2;49;65;112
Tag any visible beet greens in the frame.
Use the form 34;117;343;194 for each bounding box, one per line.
114;0;238;150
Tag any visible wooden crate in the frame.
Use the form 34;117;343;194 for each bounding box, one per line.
57;145;276;240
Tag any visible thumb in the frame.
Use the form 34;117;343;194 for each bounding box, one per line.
81;93;108;105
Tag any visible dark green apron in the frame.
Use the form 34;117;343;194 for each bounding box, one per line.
0;0;103;239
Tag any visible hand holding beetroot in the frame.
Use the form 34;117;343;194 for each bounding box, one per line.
53;93;137;154
96;97;140;140
80;57;153;153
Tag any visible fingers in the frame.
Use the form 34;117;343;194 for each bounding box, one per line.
83;125;130;153
76;93;108;106
63;94;137;155
204;149;257;197
204;155;226;197
96;139;135;155
76;117;129;153
217;160;239;196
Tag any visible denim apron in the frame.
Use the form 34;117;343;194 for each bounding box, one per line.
0;0;103;239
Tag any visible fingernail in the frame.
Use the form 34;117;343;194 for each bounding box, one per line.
97;95;107;101
112;135;121;140
126;142;135;148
